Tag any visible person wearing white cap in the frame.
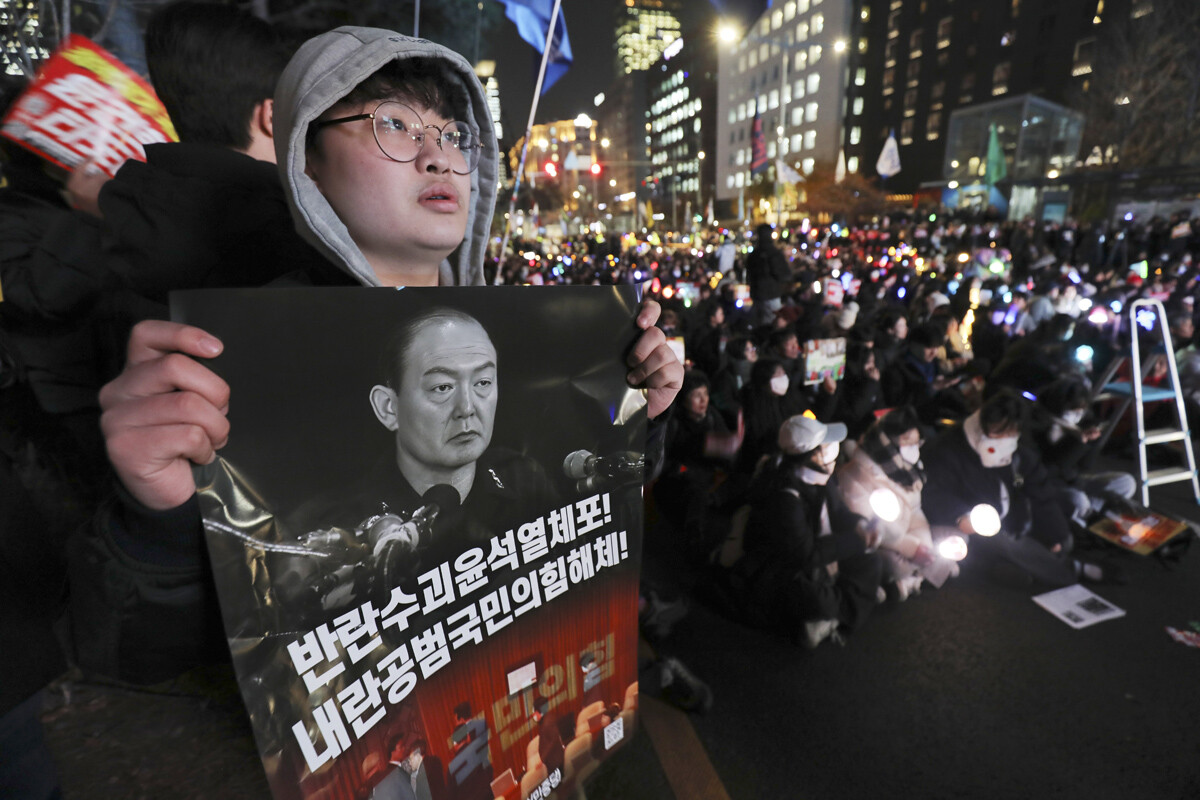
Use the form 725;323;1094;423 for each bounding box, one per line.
731;415;884;649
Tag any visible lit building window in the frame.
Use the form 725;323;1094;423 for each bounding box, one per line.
792;106;804;126
796;22;809;42
772;9;783;28
802;158;815;174
785;1;796;21
1073;39;1095;76
850;126;861;144
937;17;952;48
809;44;821;66
812;14;824;35
769;89;779;109
791;133;803;152
805;101;819;122
992;62;1010;95
804;130;816;149
853;97;864;114
848;156;859;172
855;68;866;87
807;73;820;94
900;118;914;145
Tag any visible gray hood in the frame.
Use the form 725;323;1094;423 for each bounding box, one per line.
274;27;497;287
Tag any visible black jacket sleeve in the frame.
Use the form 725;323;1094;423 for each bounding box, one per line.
67;488;227;684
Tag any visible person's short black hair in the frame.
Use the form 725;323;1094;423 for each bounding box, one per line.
908;322;943;349
878;406;921;439
380;308;491;391
876;307;907;336
680;370;710;400
1039;378;1089;414
980;388;1027;434
309;58;470;154
726;335;754;362
768;328;798;352
145;1;289;148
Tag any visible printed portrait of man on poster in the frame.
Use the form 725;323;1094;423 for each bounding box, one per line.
172;286;646;800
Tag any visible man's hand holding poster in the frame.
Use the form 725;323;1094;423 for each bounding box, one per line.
172;286;645;800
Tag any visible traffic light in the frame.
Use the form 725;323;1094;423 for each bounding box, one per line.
589;162;601;176
545;161;558;178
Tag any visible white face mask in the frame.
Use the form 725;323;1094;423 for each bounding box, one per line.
899;444;921;465
1062;409;1085;426
979;433;1019;468
770;375;790;396
819;441;840;466
798;466;831;485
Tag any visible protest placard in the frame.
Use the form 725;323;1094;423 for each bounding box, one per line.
0;35;176;176
803;337;847;385
174;286;645;800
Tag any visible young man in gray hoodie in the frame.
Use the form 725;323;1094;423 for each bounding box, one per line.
75;29;681;682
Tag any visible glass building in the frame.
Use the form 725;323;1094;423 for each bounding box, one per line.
942;94;1084;219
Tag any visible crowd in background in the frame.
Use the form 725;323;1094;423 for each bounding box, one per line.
498;210;1200;655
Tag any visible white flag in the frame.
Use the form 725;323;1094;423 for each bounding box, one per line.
876;130;901;179
835;150;847;184
775;159;804;184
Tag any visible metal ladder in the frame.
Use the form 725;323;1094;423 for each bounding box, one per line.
1120;299;1200;505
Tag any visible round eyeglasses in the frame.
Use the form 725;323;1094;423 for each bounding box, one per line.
313;101;481;174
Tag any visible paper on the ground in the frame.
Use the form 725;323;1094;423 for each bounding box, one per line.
1032;584;1126;629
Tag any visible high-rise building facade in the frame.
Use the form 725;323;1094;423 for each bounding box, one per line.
843;0;1148;196
646;33;717;231
1;0;51;79
715;0;855;221
614;0;683;77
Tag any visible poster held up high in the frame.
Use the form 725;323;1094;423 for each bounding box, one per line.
173;286;646;800
0;36;177;177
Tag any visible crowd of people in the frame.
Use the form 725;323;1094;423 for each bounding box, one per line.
628;212;1200;655
1;0;1198;795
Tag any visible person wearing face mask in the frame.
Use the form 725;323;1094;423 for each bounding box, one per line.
922;390;1117;586
737;357;811;473
836;407;945;601
1030;379;1137;528
732;416;884;649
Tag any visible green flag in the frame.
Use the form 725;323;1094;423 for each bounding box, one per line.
985;124;1007;188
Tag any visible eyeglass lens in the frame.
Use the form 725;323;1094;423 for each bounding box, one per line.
373;102;479;174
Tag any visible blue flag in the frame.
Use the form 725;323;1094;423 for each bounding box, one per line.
495;0;573;93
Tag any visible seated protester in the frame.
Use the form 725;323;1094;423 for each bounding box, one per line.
988;313;1082;397
75;28;683;684
1170;311;1200;427
969;298;1010;369
736;357;810;473
881;321;957;416
732;415;884;649
686;300;726;379
1030;379;1136;527
872;307;909;374
656;371;737;549
766;326;804;385
833;341;883;439
836;407;947;601
922;390;1115;586
709;335;756;429
929;307;971;373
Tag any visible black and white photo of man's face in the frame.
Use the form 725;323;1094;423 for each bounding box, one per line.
370;316;498;490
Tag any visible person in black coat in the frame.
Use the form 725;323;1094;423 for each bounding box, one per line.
745;223;792;325
732;415;883;648
921;390;1115;585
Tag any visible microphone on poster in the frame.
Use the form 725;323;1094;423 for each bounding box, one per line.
562;449;645;493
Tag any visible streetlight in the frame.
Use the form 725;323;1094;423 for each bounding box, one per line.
718;22;739;44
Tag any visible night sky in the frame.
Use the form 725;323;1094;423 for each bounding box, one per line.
490;0;766;135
